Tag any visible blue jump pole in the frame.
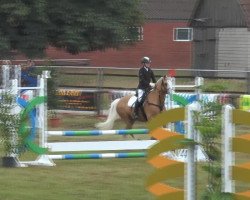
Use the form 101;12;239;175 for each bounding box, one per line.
47;129;149;136
49;152;147;160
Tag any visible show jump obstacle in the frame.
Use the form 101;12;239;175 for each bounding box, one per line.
21;101;201;167
146;103;200;200
0;64;50;167
166;76;203;110
12;74;205;167
222;105;250;199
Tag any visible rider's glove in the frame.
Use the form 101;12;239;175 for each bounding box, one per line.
149;83;155;87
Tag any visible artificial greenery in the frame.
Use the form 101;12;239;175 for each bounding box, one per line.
195;101;232;199
0;91;21;156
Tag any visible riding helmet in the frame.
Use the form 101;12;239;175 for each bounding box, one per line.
141;56;151;64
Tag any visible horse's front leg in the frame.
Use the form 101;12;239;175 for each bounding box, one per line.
146;113;157;122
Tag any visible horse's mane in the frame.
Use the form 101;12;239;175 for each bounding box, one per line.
154;76;167;93
156;77;163;85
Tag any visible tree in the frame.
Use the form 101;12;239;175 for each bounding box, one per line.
0;0;143;58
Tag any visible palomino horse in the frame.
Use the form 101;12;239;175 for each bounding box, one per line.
96;75;168;130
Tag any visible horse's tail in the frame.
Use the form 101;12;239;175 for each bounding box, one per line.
95;98;121;130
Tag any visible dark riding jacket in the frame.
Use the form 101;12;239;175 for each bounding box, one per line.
137;66;156;90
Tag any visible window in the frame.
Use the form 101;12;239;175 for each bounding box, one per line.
136;26;143;41
125;26;143;41
173;28;193;41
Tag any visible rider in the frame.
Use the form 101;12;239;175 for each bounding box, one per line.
133;56;156;119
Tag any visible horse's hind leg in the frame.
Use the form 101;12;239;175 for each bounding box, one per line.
124;118;134;129
122;117;136;139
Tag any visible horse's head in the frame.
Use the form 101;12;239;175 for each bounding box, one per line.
155;75;168;94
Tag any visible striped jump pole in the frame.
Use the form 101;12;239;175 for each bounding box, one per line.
49;152;146;160
47;129;149;136
47;140;156;152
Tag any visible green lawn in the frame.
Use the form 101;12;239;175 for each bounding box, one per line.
1;113;250;200
0;157;153;200
0;115;154;200
1;67;249;199
0;114;205;200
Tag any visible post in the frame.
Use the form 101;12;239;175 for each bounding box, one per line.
222;104;235;193
167;76;175;110
246;70;250;94
194;77;203;144
39;76;46;149
14;65;22;87
2;65;10;89
96;68;104;116
166;76;175;130
186;102;200;200
195;77;204;101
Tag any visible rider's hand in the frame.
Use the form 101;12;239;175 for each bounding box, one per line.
149;83;155;87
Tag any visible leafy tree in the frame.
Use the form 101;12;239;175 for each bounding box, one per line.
0;0;143;58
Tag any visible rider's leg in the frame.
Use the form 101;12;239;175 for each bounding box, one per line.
134;89;144;119
134;101;140;119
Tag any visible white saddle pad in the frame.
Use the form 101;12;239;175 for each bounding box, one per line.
127;96;137;107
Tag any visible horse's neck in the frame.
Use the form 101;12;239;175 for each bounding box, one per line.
155;81;167;97
158;90;167;104
147;89;166;105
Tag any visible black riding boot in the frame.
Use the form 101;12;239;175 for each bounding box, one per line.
133;100;140;120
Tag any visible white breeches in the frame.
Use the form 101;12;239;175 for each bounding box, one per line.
137;89;144;102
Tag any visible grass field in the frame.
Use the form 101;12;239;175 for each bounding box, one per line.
0;157;153;200
0;115;153;200
0;114;210;200
1;69;250;200
1;112;250;199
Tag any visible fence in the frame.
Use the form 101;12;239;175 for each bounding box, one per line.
55;66;250;89
2;64;247;114
51;66;250;114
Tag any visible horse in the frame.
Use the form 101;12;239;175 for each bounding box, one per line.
95;75;168;131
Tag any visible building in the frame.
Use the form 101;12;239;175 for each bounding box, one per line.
190;0;250;77
45;0;197;68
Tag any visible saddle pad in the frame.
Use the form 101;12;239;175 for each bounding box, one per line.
128;96;137;107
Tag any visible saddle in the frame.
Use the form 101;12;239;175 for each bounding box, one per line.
127;90;150;108
128;90;150;120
